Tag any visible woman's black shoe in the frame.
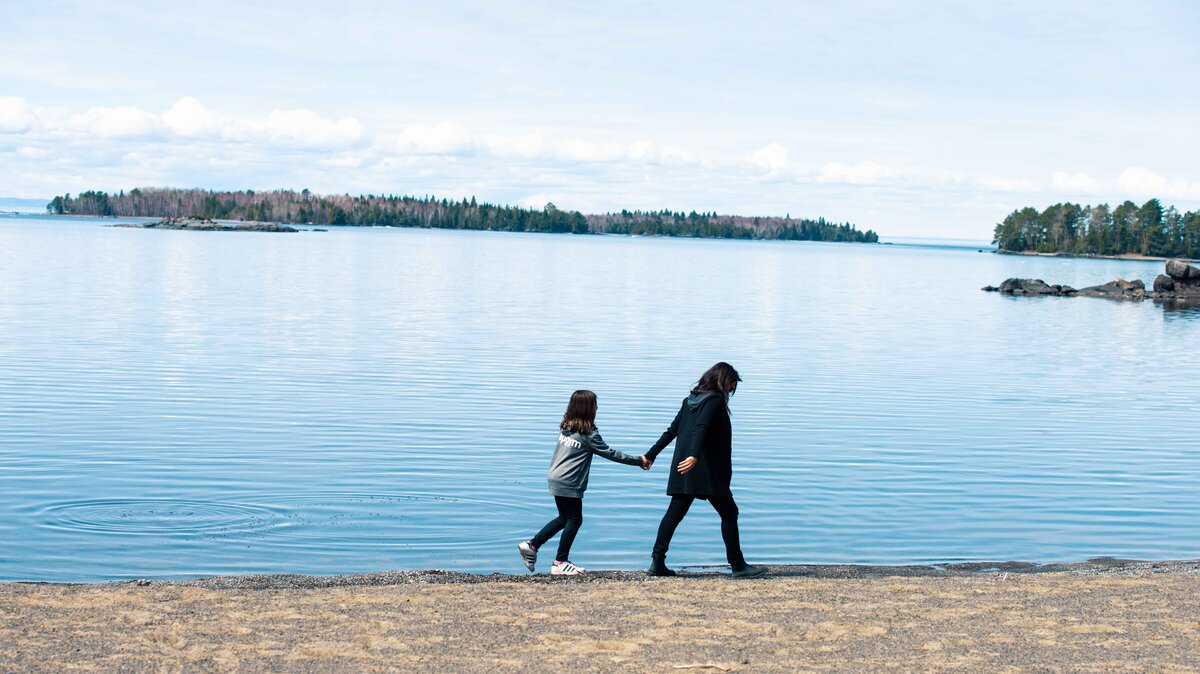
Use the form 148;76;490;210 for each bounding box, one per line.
647;556;677;577
730;564;767;578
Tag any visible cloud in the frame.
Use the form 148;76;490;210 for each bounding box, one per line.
482;130;548;159
748;142;788;174
67;105;162;139
1051;171;1101;193
259;109;366;149
1115;166;1200;200
0;97;35;133
396;121;473;155
518;193;553;209
161;97;227;138
816;161;892;184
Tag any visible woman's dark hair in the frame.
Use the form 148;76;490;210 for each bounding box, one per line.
561;389;598;435
692;362;742;396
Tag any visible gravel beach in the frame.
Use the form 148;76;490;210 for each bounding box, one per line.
2;559;1199;672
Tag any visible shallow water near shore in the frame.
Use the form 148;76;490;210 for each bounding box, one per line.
1;214;1198;582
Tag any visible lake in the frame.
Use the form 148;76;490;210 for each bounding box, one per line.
1;214;1197;582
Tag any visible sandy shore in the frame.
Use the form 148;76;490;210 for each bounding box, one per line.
3;559;1199;672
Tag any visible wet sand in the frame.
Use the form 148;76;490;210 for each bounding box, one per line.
2;560;1199;673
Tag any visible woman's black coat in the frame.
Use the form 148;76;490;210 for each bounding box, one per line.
645;392;732;498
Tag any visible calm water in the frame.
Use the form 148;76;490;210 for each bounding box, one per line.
1;214;1198;582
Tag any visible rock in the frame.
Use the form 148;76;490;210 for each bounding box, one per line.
990;279;1076;296
986;260;1200;303
1078;279;1145;300
1166;259;1200;280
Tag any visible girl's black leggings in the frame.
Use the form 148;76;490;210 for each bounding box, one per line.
530;495;584;562
652;493;746;569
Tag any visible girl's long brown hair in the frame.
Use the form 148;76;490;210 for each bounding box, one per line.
561;390;598;435
692;362;742;396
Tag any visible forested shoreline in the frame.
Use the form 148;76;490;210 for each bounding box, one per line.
993;199;1200;259
46;188;878;243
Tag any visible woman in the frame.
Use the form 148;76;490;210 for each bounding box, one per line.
643;362;766;578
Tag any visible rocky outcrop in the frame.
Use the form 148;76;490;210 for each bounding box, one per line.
983;260;1200;302
114;216;298;232
981;279;1076;295
1076;278;1146;300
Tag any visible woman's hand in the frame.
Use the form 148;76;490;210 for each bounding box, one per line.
640;455;653;470
677;456;697;474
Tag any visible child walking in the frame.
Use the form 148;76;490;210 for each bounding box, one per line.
518;390;649;575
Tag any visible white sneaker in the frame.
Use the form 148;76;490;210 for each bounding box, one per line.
550;560;585;576
517;541;537;572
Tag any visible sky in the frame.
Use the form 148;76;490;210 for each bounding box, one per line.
2;0;1198;238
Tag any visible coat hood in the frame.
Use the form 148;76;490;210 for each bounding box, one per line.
686;391;721;410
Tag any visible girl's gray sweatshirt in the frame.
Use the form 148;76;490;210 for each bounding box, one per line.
547;428;641;498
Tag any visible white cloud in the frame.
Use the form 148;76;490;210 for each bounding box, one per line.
1113;166;1200;200
0;97;35;133
161;97;227;138
518;193;553;209
67;105;161;138
748;142;788;174
816;161;892;184
659;145;695;165
259;108;366;149
482;130;548;159
554;138;630;162
978;175;1037;192
396;121;473;155
1051;171;1101;193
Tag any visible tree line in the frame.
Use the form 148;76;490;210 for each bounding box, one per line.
47;188;878;243
993;199;1200;258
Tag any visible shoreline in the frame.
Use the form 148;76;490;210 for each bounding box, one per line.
8;557;1197;589
33;212;882;244
997;248;1200;263
4;559;1198;672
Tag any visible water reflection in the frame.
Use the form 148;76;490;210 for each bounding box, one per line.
1;215;1199;582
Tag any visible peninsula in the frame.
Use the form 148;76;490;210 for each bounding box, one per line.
46;188;879;243
992;199;1200;260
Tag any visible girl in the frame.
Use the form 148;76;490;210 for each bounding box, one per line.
518;390;649;575
643;362;766;578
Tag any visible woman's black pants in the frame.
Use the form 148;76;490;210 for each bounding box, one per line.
530;495;583;562
652;493;746;569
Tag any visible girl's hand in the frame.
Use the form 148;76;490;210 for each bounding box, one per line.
640;455;653;470
677;457;697;474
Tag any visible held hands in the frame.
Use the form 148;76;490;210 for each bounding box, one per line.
640;455;653;470
677;456;697;474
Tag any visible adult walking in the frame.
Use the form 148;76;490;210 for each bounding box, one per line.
644;362;766;578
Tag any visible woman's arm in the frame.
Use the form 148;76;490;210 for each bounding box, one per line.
645;405;684;462
587;431;643;466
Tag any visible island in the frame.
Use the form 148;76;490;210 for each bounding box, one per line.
47;187;879;243
113;216;298;232
983;259;1200;302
